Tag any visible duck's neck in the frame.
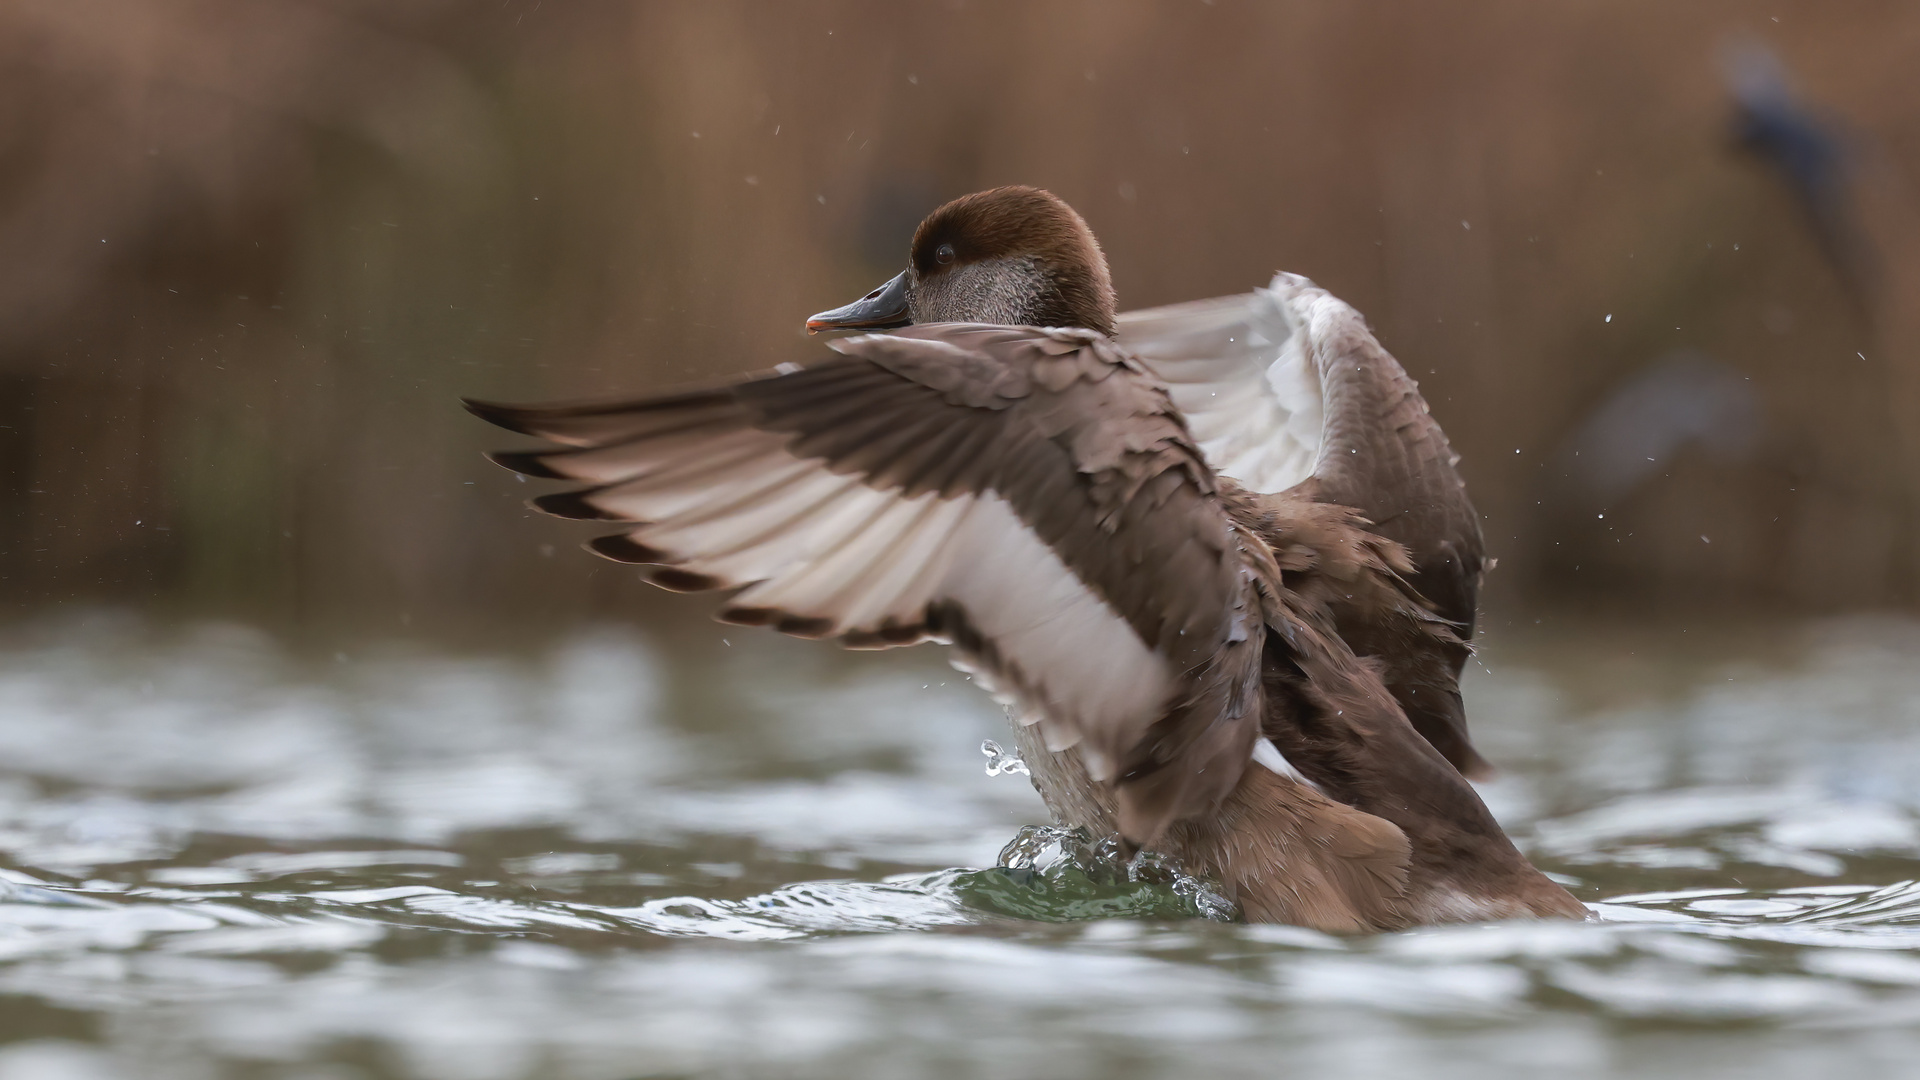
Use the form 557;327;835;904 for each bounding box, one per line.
913;255;1117;334
1030;256;1116;334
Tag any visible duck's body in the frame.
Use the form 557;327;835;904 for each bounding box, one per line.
468;186;1584;931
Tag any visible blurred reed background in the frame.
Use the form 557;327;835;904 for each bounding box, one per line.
2;0;1917;639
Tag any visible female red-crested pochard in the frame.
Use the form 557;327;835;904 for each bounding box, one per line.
467;186;1585;932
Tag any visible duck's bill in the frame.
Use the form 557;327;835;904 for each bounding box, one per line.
805;270;911;334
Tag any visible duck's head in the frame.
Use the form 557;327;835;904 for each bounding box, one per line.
807;186;1117;337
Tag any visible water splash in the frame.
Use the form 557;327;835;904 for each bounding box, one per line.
939;825;1235;922
1129;847;1238;922
980;739;1029;777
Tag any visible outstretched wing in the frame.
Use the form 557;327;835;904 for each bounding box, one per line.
1119;274;1489;777
467;324;1268;844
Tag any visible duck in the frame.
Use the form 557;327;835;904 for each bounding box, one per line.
466;185;1586;932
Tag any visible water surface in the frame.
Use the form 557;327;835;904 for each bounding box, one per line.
3;610;1919;1078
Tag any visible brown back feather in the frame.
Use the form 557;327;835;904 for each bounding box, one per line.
1168;767;1413;933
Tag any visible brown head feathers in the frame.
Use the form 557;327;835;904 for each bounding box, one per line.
906;186;1118;335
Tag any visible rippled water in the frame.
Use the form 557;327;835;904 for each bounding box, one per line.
3;610;1920;1078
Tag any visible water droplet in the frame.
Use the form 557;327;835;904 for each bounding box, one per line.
980;740;1029;777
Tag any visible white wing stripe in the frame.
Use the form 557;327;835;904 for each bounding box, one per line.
946;494;1171;776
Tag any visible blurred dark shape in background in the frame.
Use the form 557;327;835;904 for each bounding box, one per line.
1;0;1918;638
1723;39;1873;299
1536;353;1785;601
1559;355;1765;505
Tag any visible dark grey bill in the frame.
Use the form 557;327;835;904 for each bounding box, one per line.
805;270;911;333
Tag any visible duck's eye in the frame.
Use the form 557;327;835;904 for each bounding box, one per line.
935;243;956;265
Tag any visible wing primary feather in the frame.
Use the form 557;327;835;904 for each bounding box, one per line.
534;423;767;488
586;533;673;565
640;469;869;572
464;391;741;447
645;566;730;593
626;454;821;533
485;450;573;479
805;494;968;631
532;490;621;520
839;500;975;639
565;429;783;507
727;488;907;612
